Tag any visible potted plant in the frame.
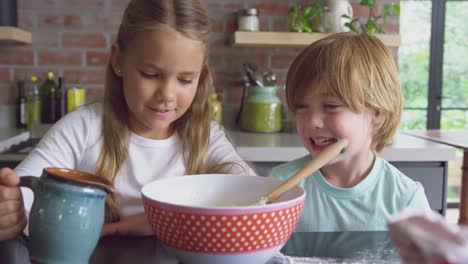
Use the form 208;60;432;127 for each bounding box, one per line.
342;0;400;35
288;1;324;32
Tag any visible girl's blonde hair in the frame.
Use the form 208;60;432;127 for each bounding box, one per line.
286;32;402;153
96;0;214;222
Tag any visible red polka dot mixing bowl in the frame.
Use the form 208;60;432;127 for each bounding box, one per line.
141;174;305;264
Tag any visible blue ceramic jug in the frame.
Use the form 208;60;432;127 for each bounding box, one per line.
19;167;113;264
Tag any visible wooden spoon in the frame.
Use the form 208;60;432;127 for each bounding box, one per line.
257;138;348;205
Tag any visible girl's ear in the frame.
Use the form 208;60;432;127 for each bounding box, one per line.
111;43;122;77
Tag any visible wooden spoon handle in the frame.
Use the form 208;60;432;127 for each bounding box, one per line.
266;138;348;203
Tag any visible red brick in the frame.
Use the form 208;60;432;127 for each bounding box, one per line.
39;14;82;29
64;15;82;29
224;87;244;104
86;51;109;66
39;14;60;28
210;33;229;48
213;71;244;91
110;0;131;13
17;11;36;30
31;32;59;48
351;4;370;18
211;17;224;32
0;50;34;65
86;87;105;103
39;50;82;66
83;14;122;32
226;16;237;32
17;0;60;10
14;68;60;82
271;54;297;69
249;1;291;16
204;2;244;14
63;33;107;48
273;17;289;32
64;70;106;85
382;23;399;34
0;69;10;82
225;52;268;70
208;54;225;69
62;0;106;11
276;71;288;87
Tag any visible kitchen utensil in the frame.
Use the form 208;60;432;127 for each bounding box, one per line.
262;69;277;86
141;174;305;264
257;138;348;205
19;168;113;264
243;63;263;87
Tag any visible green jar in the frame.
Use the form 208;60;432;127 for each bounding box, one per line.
240;85;282;133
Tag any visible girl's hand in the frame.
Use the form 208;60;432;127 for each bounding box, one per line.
388;208;468;264
101;212;153;237
0;168;27;241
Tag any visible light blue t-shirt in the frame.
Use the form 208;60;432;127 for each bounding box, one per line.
271;155;431;232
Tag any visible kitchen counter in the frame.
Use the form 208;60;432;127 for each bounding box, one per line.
0;125;457;214
227;130;456;162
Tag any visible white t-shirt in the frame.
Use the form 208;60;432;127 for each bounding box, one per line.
15;103;255;218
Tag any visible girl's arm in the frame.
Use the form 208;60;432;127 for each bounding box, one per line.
205;122;256;175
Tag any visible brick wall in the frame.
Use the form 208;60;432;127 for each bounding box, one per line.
0;0;399;125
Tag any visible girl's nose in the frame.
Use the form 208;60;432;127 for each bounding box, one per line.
157;79;176;102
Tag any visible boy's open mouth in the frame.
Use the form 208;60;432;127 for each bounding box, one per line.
309;137;338;147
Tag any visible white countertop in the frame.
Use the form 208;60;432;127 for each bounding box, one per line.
0;126;457;163
227;130;457;162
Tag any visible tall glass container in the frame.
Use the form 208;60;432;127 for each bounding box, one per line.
240;85;282;133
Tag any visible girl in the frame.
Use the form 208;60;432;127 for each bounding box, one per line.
0;0;253;241
271;32;430;232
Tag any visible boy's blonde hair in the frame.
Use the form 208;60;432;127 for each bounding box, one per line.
286;32;402;153
96;0;214;222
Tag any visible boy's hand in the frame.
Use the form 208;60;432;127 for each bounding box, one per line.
101;213;153;237
0;168;27;241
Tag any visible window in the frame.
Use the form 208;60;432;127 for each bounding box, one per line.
399;0;468;204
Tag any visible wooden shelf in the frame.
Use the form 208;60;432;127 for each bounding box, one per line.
232;31;400;48
0;26;32;45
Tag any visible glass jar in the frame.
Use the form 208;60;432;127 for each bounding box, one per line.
238;8;259;31
240;85;282;133
210;93;222;124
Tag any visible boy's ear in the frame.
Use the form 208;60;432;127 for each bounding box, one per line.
372;109;385;127
111;43;122;77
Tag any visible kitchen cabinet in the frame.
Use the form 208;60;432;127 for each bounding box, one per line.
0;26;31;44
232;31;400;48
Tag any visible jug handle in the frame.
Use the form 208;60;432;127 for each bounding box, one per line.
19;176;39;191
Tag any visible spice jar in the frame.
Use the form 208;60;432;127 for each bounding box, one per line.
240;85;282;133
238;8;260;31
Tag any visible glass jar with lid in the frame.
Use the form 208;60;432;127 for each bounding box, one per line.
240;85;282;133
238;8;260;31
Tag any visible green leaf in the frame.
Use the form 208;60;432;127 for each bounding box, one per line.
302;22;312;32
342;14;351;19
392;3;400;17
377;27;385;34
383;4;392;17
344;22;358;33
